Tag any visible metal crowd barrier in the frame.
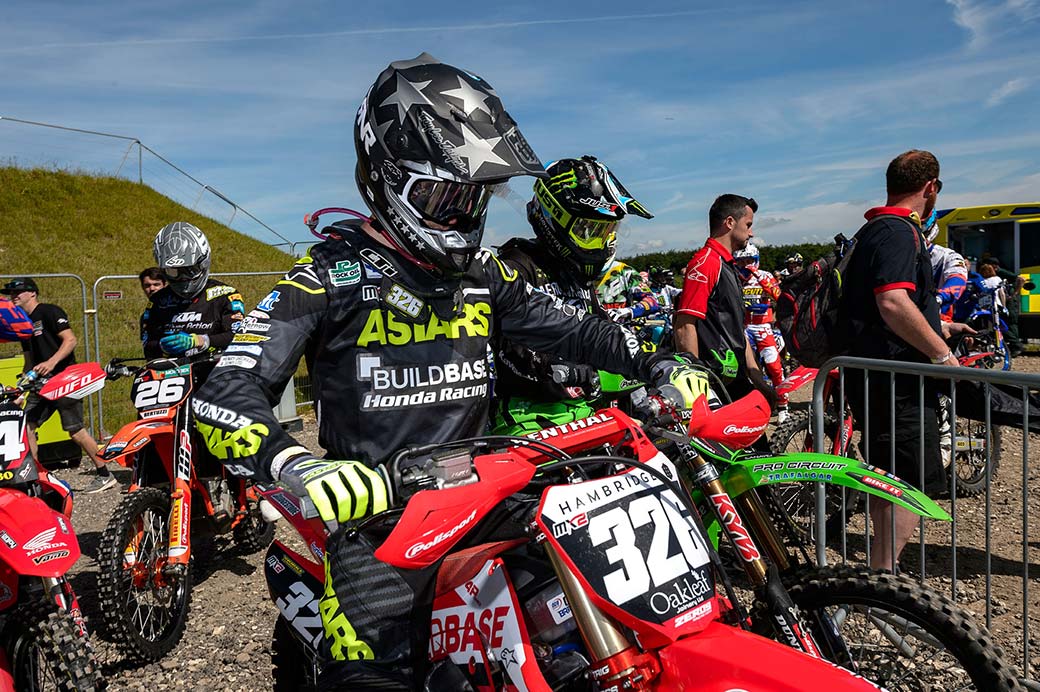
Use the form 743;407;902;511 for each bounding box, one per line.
90;271;288;435
811;356;1040;684
0;273;96;432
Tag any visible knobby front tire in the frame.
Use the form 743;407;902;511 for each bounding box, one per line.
777;565;1023;691
96;486;193;662
0;600;100;691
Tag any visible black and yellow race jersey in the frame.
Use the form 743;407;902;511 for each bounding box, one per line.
141;279;245;359
194;221;656;478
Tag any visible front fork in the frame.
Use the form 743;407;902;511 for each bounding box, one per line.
43;576;88;639
543;542;659;691
166;407;194;573
675;444;823;658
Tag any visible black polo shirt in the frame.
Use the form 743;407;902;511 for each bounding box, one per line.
26;303;76;374
841;207;941;362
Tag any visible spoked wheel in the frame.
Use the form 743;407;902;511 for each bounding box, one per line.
233;492;275;554
96;486;192;661
777;566;1023;691
950;419;1002;497
1;601;100;691
768;410;861;543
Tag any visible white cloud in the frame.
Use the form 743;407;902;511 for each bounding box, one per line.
946;0;1040;49
986;78;1031;107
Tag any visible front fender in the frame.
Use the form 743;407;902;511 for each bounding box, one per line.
0;490;81;577
98;420;173;467
720;451;951;521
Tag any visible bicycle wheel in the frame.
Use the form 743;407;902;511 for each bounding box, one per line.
778;565;1022;691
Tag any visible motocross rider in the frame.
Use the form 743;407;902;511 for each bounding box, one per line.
141;222;245;515
596;257;659;322
141;222;245;377
649;266;683;310
733;242;788;420
490;155;654;434
923;212;968;323
0;295;32;343
193;54;709;690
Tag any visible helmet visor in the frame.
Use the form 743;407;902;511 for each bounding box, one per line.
163;264;206;281
569;217;620;250
405;176;493;233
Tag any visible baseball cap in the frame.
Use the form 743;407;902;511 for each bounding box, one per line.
1;277;39;295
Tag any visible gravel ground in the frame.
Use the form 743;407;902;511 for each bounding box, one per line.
62;415;322;691
56;357;1040;689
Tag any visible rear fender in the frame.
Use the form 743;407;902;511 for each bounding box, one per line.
98;420;173;467
655;620;882;691
264;542;325;653
721;451;951;521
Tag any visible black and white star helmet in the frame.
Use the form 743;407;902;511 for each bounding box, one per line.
355;53;545;275
153;222;211;298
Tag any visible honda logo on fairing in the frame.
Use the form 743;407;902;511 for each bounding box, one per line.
405;510;477;559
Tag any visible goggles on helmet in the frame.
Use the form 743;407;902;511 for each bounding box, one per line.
535;180;619;250
403;175;494;234
163;264;206;281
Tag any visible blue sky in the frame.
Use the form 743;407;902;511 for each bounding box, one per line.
3;0;1039;256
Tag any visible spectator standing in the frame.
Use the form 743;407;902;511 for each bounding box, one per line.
840;150;966;571
138;266;167;298
674;194;777;405
978;260;1007;310
1;277;115;493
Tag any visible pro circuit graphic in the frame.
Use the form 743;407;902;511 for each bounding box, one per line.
356;354;489;410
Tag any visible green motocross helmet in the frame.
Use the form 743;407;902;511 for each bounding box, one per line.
527;156;653;281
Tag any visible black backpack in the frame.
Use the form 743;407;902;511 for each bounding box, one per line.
776;214;921;368
775;232;859;368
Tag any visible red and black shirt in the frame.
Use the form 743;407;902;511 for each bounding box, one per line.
677;238;748;372
841;206;941;362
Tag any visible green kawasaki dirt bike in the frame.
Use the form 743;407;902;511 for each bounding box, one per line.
490;369;1022;690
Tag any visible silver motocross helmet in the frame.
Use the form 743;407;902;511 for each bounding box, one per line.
153;222;211;298
355;53;546;276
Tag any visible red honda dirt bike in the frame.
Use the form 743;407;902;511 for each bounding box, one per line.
94;355;274;661
0;363;106;691
259;394;888;691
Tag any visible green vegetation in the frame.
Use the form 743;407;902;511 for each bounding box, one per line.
621;241;836;279
0;167;296;432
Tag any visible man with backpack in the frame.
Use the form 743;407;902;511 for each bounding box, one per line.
840;150;966;572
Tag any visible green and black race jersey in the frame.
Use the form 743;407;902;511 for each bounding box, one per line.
493;237;608;402
194;220;659;478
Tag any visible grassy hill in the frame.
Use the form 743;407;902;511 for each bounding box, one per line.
0;167;296;432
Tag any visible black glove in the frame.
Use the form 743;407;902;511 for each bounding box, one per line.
550;363;601;398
